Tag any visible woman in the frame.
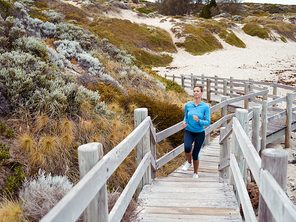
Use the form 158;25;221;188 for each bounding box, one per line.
182;85;210;178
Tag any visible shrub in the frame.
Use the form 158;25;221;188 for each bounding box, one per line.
0;142;10;162
221;31;246;48
20;170;73;220
242;23;270;39
42;10;61;23
0;0;14;19
13;36;49;61
4;165;26;195
120;93;184;146
47;46;72;70
0;121;7;134
177;24;223;55
137;7;154;14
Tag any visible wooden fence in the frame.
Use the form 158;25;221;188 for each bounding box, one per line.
41;75;296;222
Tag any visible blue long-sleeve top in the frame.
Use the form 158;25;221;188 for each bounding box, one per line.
183;101;210;133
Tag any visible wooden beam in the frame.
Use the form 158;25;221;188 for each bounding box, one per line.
156;144;184;170
229;154;257;222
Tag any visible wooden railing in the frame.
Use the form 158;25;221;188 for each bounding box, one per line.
41;75;296;222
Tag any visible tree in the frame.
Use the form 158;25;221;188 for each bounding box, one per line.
199;0;218;19
217;0;242;15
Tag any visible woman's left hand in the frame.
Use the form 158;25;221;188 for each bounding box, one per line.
193;115;199;122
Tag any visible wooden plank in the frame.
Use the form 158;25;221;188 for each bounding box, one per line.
109;152;151;222
259;170;296;222
41;117;152;222
233;118;261;183
139;206;240;216
218;157;230;171
267;110;286;123
205;114;234;135
230;154;257;222
156;122;183;143
137;213;241;222
267;95;287;107
156;144;183;170
219;119;233;144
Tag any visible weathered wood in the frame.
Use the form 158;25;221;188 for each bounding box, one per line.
244;82;249;109
135;108;151;196
219;118;233;144
234;109;248;184
267;110;286;123
41;117;151;222
221;96;227;127
214;75;218;95
181;74;184;88
263;86;268;101
252;106;261;152
219;127;230;181
261;100;268;152
233;118;261;184
109;152;152;222
156;122;183;143
229;154;257;222
205;113;233;135
229;77;233;97
267;95;287;107
151;127;156;179
259;149;289;222
78;143;107;222
286;92;293;148
156;144;184;170
223;79;228;96
207;78;211;102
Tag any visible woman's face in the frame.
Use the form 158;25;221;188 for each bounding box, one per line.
193;87;203;99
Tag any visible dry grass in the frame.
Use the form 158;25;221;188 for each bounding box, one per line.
18;134;36;154
0;198;26;222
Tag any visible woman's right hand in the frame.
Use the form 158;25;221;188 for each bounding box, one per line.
182;122;187;128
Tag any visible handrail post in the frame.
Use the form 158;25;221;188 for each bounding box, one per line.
181;74;185;88
273;80;277;107
172;74;175;82
201;74;205;85
244;82;249;109
191;73;193;89
259;149;288;222
78;143;108;222
285;92;293;148
221;96;227;127
223;79;227;96
151;127;156;179
193;76;197;88
135;108;151;197
214;75;218;95
165;73;167;79
249;78;254;93
235;109;248;184
207;78;211;103
263;86;268;101
229;77;233;98
219;127;230;183
261;101;267;153
252;106;261;153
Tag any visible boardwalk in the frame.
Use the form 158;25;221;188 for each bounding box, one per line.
136;137;242;222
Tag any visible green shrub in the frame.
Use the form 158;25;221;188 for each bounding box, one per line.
5;127;15;139
4;165;26;195
177;24;222;55
242;23;270;39
0;0;14;19
0;121;7;134
280;36;287;43
0;142;10;162
223;31;246;48
136;7;154;14
89;18;176;66
120;93;184;146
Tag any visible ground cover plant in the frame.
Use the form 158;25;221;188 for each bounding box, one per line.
88;18;176;66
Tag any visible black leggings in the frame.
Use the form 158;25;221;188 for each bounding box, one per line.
184;130;205;160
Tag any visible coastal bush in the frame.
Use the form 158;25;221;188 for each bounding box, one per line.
221;31;246;48
20;170;73;220
47;46;72;69
4;165;26;195
89;18;176;66
0;51;107;117
137;7;154;14
177;24;222;55
41;10;61;23
242;23;270;39
120;93;184;146
0;142;10;162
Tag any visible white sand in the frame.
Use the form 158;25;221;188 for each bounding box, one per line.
105;9;296;98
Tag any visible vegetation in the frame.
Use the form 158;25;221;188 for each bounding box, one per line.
89;18;176;66
242;23;270;39
176;24;223;55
